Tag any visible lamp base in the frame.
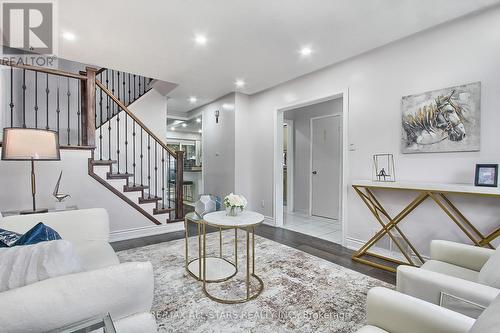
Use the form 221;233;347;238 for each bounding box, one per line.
20;208;49;215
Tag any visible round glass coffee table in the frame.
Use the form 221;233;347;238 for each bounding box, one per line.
201;210;265;304
184;212;237;282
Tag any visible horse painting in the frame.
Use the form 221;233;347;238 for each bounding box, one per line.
401;82;481;154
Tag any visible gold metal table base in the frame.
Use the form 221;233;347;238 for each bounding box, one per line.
202;224;264;304
352;185;499;273
185;214;237;283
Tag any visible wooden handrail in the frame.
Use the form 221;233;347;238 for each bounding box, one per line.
95;80;177;157
0;59;87;80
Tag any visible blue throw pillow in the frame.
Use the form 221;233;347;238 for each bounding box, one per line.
0;229;22;247
15;223;61;246
0;223;61;247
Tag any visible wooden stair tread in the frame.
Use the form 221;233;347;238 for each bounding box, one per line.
138;195;162;204
123;184;149;192
91;159;117;165
107;172;134;179
153;207;174;215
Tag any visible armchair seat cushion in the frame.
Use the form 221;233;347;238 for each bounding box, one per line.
478;249;500;289
422;260;479;282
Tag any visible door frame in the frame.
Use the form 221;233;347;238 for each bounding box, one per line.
273;88;349;246
309;114;342;217
284;119;294;213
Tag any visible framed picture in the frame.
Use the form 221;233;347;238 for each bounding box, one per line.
475;164;498;187
401;82;481;154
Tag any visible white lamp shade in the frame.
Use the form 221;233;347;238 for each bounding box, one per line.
1;128;60;160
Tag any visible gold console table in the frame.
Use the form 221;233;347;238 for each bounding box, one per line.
352;180;500;272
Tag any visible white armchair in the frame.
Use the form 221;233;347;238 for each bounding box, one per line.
0;208;158;332
357;287;500;333
397;240;499;318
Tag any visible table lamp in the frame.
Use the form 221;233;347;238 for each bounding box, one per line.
2;128;60;214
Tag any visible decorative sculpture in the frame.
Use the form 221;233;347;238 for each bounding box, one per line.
53;171;71;202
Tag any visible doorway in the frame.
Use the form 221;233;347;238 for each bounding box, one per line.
275;93;347;246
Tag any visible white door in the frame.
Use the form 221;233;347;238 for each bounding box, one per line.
310;115;342;219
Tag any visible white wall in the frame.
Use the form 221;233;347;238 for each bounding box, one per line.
128;89;168;143
235;8;500;253
284;98;343;212
0;149;173;233
190;93;236;199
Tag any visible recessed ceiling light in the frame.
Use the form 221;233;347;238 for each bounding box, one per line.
196;118;201;123
181;123;187;128
170;127;175;131
63;32;76;41
198;129;202;133
235;79;245;88
299;46;313;57
194;34;207;45
188;96;197;103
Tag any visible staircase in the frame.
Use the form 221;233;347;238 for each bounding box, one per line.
1;61;184;224
89;70;184;223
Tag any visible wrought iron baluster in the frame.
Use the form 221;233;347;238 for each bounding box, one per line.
133;74;136;101
108;100;112;161
77;80;81;146
143;76;146;94
116;106;120;173
117;71;121;103
140;129;144;186
56;79;60;139
133;120;136;185
45;73;49;129
34;72;38;128
161;149;165;209
148;134;151;198
106;70;110;122
99;85;103;159
111;70;115;115
9;66;14;127
125;113;128;174
122;71;126;105
138;76;141;97
154;141;158;198
22;69;26;128
127;73;131;105
67;78;71;145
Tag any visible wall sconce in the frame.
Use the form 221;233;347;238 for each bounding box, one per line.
215;110;220;123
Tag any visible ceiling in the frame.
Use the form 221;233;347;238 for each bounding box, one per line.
58;0;500;114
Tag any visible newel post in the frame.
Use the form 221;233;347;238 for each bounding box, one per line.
80;67;97;147
175;150;184;219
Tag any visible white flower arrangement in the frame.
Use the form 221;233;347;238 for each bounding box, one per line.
224;193;247;211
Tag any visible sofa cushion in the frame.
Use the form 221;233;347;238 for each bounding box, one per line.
421;260;479;282
356;325;389;333
0;240;83;292
0;228;21;247
470;292;500;333
0;223;61;247
478;248;500;288
72;240;119;271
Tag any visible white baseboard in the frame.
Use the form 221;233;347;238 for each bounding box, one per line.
263;215;275;226
110;223;184;242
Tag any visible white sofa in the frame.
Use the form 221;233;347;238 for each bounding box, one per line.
397;240;499;318
357;287;500;333
0;208;158;332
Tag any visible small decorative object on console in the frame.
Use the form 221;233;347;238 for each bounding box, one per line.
475;164;498;187
53;171;71;210
373;154;396;182
224;193;247;216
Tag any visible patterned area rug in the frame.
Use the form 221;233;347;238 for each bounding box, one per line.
117;232;391;333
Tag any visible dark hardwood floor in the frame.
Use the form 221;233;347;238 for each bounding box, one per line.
111;223;396;284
